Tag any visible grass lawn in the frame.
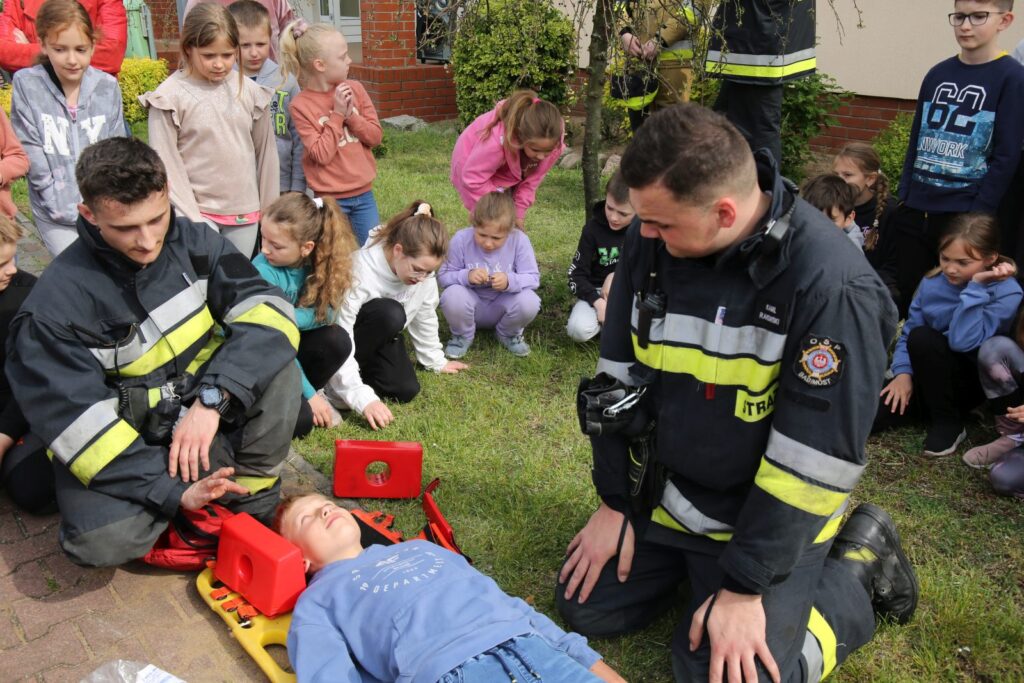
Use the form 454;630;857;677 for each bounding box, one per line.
290;125;1024;682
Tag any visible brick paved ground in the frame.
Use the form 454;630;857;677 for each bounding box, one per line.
1;219;333;682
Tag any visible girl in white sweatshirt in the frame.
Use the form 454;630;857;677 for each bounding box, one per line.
325;201;468;429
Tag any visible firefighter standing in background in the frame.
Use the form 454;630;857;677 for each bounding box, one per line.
706;0;816;165
617;0;698;131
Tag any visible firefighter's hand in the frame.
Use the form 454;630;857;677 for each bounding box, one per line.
559;502;634;604
590;660;628;683
880;373;913;415
621;32;643;57
363;400;394;430
641;39;659;60
169;402;221;483
688;590;781;683
180;467;249;511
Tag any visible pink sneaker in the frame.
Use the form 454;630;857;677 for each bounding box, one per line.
963;435;1018;470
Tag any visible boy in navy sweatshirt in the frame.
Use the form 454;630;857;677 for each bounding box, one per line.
277;494;626;683
566;172;635;342
888;0;1024;317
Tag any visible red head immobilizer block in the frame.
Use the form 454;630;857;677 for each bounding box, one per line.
333;439;423;499
214;513;307;617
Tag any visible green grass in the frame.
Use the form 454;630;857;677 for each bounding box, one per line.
292;126;1018;681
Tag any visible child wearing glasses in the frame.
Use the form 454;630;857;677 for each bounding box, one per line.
323;202;468;430
886;0;1024;318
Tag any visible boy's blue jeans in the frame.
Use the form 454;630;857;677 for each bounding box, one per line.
336;190;380;246
437;634;600;682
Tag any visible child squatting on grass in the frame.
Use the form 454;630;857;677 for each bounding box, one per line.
254;193;357;439
438;191;541;359
566;171;634;343
874;213;1023;457
276;493;627;683
323;202;468;431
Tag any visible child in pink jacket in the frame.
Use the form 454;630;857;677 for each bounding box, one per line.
450;90;564;230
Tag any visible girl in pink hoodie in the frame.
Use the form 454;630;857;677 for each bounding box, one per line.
450;90;564;230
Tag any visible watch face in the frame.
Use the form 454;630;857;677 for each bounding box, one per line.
200;386;222;406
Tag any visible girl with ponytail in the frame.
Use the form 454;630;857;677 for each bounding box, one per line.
254;192;357;438
451;89;565;230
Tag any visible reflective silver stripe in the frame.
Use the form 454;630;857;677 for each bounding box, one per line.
660;481;735;535
706;47;816;67
801;630;824;682
224;294;296;324
630;309;787;363
596;358;634;385
766;428;864;492
86;279;210;369
50;397;121;463
830;497;849;521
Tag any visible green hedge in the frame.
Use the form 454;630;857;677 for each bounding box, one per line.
450;0;576;126
0;57;168;126
873;112;913;195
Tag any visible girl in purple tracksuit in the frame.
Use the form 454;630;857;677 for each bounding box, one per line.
439;191;540;358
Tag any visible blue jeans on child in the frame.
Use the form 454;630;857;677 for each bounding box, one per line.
336;190;380;246
437;634;600;682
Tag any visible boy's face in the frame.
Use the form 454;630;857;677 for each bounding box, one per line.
952;0;1013;52
604;194;636;231
827;206;855;230
238;24;271;76
78;190;171;266
279;495;363;572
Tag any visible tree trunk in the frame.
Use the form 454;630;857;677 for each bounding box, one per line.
581;0;611;220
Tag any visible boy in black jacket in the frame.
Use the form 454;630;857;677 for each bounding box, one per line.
567;172;634;342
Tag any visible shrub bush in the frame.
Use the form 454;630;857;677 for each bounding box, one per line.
119;57;170;125
873;112;912;195
450;0;576;126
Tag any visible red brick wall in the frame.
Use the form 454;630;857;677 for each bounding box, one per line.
811;94;916;152
350;63;457;121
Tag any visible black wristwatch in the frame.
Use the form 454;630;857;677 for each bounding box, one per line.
197;384;232;416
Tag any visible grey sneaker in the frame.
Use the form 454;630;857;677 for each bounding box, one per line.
497;334;530;357
963;435;1018;469
445;334;473;359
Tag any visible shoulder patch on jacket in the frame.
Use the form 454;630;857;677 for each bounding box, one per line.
794;335;844;388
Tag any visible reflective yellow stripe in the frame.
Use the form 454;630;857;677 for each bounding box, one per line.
632;334;780;393
116;308;215;377
148;386;161;408
233;303;299;350
755;458;848;517
806;607;837;679
734;385;777;423
705;57;817;80
651;506;733;542
813;514;843;544
186;334;225;376
624;90;657;110
234;475;279;494
662;48;694;61
68;420;139;485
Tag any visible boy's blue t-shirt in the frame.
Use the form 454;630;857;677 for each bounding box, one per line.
900;54;1024;213
286;540;600;683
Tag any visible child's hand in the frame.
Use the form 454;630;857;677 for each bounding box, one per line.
180;467;249;511
601;272;615;300
590;660;628;683
308;393;335;428
594;297;607;324
973;261;1017;284
1006;404;1024;423
490;272;509;291
468;267;489;285
363;400;394;430
333;83;354;116
879;373;913;415
12;28;28;44
440;360;468;374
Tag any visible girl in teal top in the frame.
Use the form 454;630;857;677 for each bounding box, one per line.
254;192;358;436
